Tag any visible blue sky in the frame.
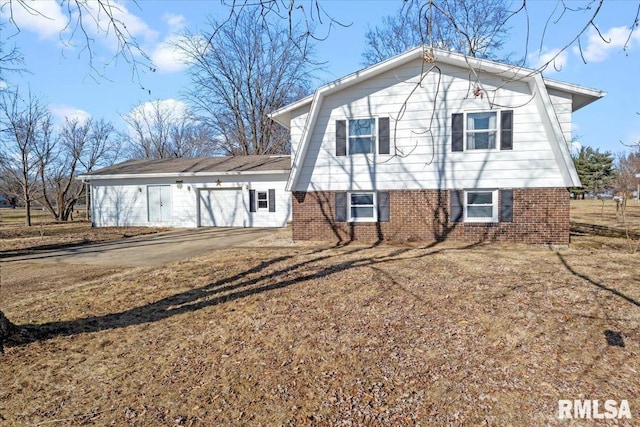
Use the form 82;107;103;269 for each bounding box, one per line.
1;0;639;155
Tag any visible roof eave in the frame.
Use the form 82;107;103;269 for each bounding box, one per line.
543;78;606;112
78;169;291;181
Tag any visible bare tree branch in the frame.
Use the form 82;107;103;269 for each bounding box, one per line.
177;7;315;156
2;0;153;85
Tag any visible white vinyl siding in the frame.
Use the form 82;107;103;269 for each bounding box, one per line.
288;58;572;191
90;174;291;228
547;89;572;146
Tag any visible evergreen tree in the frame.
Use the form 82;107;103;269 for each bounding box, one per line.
572;146;616;198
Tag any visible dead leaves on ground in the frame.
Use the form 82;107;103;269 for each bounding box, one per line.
1;241;638;426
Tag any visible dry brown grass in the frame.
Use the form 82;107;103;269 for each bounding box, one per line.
1;234;638;426
0;221;169;255
571;199;640;232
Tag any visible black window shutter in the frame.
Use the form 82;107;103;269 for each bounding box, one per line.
450;190;464;222
452;113;464;152
249;189;256;213
377;191;390;222
268;189;276;212
378;117;390;155
500;189;513;222
336;120;346;156
335;192;347;222
500;110;513;150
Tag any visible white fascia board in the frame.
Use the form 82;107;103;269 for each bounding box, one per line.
286;90;323;191
532;74;581;187
269;94;314;128
79;170;291;182
543;78;606;111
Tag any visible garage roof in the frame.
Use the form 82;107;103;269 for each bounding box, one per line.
80;155;291;180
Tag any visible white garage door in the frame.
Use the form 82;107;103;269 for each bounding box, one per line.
199;189;244;227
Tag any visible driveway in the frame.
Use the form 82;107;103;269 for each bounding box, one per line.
2;228;279;267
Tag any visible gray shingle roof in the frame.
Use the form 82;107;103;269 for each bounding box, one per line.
85;155;291;176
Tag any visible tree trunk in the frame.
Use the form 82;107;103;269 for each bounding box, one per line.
25;198;32;227
0;310;17;354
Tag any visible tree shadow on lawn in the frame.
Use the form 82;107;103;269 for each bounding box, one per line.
555;252;640;308
7;240;472;348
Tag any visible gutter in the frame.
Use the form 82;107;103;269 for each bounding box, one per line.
78;169;291;181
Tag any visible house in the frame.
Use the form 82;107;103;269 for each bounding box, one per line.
78;155;291;228
269;46;605;245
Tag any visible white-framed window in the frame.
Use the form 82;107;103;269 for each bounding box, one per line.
465;189;498;222
349;192;376;222
257;191;269;210
466;112;497;150
348;118;376;154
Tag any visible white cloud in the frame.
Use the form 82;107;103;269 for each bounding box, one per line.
164;13;187;33
50;104;91;124
528;47;568;73
575;26;640;62
126;99;189;124
623;126;640;147
150;36;191;73
4;0;69;40
149;15;190;73
570;140;583;154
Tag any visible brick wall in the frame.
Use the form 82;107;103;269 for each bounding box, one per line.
292;188;570;245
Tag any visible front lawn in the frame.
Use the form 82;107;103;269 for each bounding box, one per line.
1;238;637;425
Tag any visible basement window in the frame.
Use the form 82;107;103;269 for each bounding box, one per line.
465;190;498;222
349;192;376;222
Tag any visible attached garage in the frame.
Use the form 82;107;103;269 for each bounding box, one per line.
79;156;291;228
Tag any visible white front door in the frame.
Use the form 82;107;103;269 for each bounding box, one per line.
148;185;172;223
199;189;244;227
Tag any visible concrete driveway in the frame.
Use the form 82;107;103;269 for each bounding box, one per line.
2;228;278;267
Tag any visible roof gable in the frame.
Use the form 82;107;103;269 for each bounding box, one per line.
271;46;604;191
270;47;604;124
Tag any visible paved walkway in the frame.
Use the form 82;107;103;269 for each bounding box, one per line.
1;228;277;267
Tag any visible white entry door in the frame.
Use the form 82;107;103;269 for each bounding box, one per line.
199;189;244;227
148;185;172;223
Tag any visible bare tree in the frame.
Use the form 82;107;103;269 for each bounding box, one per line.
177;8;314;155
0;88;50;226
0;22;24;86
35;117;121;222
2;0;639;84
123;99;216;159
183;1;639;74
615;149;640;202
362;0;514;65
